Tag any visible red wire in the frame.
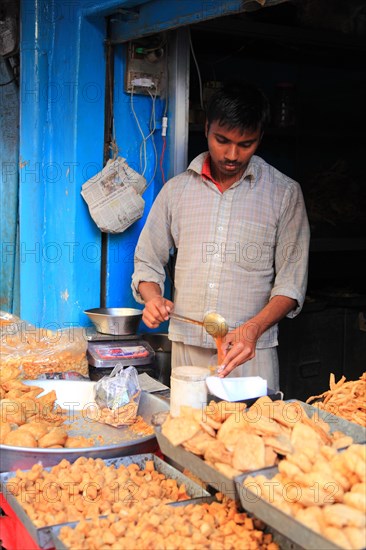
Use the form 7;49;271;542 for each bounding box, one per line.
160;136;167;184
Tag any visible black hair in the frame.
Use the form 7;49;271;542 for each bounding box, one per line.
206;81;270;133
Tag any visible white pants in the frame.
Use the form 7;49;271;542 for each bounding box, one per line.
171;342;279;392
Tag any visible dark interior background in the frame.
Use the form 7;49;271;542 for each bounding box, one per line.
187;1;366;399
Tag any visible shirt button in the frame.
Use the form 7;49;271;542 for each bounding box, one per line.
218;226;223;231
209;283;214;288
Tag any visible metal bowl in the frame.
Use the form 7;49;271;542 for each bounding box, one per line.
84;307;142;335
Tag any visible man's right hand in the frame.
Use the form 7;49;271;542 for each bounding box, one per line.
142;296;174;328
138;282;174;329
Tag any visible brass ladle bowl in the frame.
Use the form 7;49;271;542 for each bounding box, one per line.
169;311;228;338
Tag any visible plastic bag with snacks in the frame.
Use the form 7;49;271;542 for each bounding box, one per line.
0;310;89;380
93;364;141;427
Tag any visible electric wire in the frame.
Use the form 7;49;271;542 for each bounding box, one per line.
145;88;158;189
130;84;148;176
189;29;204;111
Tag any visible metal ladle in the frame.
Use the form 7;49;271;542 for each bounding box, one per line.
169;311;228;338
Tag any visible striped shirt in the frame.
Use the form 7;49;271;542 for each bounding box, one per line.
132;153;310;349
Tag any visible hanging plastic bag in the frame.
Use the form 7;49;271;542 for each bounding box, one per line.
93;364;141;427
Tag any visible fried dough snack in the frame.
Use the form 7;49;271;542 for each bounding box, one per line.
306;372;366;427
243;444;366;549
161;397;354;478
0;311;89;378
58;493;279;550
7;457;192;528
0;378;94;448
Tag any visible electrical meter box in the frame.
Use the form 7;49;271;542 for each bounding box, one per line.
125;36;166;96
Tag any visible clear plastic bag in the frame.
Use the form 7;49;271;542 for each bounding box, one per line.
0;310;89;379
93;364;141;427
94;364;141;409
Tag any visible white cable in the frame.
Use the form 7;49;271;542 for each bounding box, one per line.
130;85;147;175
189;30;204;111
146;88;158;189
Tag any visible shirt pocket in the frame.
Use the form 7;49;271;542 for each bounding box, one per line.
228;221;276;272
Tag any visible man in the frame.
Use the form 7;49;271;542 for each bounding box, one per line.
132;82;310;391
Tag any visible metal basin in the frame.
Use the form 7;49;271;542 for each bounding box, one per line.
84;307;142;335
0;380;169;472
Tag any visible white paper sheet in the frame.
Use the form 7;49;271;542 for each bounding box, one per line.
205;376;267;402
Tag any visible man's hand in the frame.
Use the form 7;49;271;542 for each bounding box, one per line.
138;282;174;329
217;322;259;377
217;295;297;377
143;296;174;328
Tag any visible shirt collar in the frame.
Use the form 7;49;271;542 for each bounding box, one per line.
188;152;261;189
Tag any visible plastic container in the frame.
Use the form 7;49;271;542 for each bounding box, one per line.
170;366;209;417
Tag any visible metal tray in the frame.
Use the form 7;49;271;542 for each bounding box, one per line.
50;496;217;550
155;400;366;500
291;400;366;442
155;428;239;499
0;380;170;472
0;453;210;550
50;493;304;550
235;461;366;550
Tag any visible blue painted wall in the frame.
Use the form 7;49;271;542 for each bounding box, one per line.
19;0;105;327
12;0;275;327
105;44;168;309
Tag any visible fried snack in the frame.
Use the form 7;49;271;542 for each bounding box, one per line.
232;432;266;471
38;427;68;448
0;375;92;448
64;436;94;448
17;421;50;441
162;414;201;446
96;401;138;428
4;430;37;447
0;421;12;443
0;365;19;383
306;372;366;427
161;397;354;478
243;444;366;550
7;457;193;528
58;493;279;550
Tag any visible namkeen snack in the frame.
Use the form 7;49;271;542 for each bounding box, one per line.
161;397;354;478
306;372;366;427
6;458;191;527
0;366;152;448
1;313;89;379
0;375;94;448
243;444;366;549
58;493;279;550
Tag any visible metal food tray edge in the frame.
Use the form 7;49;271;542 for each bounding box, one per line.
0;453;210;550
235;462;366;550
290;400;366;442
155;428;239;499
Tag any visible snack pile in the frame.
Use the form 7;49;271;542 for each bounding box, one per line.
7;458;191;527
0;373;94;448
243;444;366;549
161;397;354;478
306;372;366;427
58;493;279;550
0;311;89;379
